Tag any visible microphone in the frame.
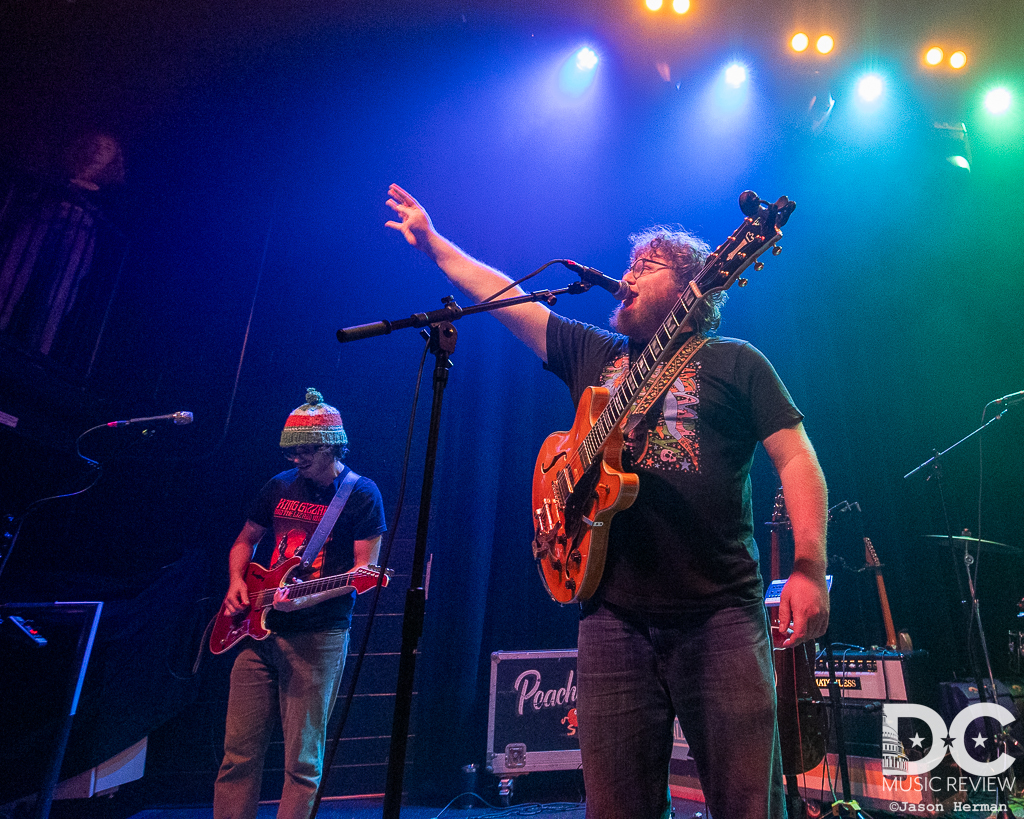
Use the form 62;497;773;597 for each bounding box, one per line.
561;260;630;300
106;411;194;428
994;390;1024;407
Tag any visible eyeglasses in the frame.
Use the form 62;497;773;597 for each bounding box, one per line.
282;445;329;462
627;257;674;279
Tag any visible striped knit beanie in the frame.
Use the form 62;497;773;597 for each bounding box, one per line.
279;388;348;449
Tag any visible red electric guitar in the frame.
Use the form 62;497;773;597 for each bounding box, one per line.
532;191;796;603
209;556;392;654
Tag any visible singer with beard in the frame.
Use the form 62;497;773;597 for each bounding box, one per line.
386;184;829;819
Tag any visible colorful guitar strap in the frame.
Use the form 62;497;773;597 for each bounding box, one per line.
623;333;707;435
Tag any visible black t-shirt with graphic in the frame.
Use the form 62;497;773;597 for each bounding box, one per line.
247;466;387;632
545;314;802;614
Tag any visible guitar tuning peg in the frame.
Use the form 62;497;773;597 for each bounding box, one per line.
754;261;764;271
772;245;782;256
737;278;748;287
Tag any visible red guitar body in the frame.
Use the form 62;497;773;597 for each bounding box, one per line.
209;557;301;654
208;558;388;655
532;386;639;604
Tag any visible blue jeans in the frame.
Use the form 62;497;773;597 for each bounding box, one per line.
576;600;785;819
213;628;350;819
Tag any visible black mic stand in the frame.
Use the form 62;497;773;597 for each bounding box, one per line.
336;281;593;819
904;406;1016;819
822;636;870;818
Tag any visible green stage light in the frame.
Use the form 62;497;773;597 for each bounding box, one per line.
984;87;1011;115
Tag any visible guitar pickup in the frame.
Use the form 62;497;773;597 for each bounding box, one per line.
535;500;560;536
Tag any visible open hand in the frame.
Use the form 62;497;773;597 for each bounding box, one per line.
385;183;434;249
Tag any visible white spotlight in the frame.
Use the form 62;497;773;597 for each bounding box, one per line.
857;74;884;103
576;47;599;71
724;63;747;88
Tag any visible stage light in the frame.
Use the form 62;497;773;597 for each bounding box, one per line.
724;62;747;88
949;51;967;69
925;47;944;66
857;74;884;103
710;60;751;116
672;0;691;13
646;0;663;10
985;87;1012;115
576;47;598;71
791;33;809;53
558;47;599;98
816;35;834;55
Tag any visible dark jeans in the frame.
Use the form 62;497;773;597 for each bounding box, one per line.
214;628;350;819
576;600;786;819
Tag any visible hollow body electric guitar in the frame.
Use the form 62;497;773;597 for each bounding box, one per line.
532;190;796;604
209;557;392;654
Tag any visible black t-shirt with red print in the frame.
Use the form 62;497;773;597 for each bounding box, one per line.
247;466;386;632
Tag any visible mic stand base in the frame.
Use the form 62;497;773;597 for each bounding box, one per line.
828;799;869;818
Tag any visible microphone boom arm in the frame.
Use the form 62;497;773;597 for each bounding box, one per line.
336;282;592;343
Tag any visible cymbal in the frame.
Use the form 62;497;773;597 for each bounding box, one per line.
923;535;1014;551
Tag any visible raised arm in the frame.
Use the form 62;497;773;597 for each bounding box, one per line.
385;183;551;362
762;423;830;647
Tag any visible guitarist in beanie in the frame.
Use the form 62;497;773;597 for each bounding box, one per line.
386;184;829;819
213;389;386;819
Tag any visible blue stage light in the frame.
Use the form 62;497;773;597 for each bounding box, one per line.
558;47;600;98
724;63;747;88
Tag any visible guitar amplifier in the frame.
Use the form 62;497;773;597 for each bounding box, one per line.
813;649;934;759
814;649;916;701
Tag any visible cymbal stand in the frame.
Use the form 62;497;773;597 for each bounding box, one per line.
904;405;1017;818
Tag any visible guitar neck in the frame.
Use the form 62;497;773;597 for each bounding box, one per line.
875;572;898;649
865;538;898;649
287;570;359;600
581;287;702;469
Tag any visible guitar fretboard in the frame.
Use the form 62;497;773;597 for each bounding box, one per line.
251;569;367;607
553;270;703;502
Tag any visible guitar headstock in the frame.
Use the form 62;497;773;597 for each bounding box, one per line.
864;537;882;568
770;486;791;529
348;564;395;594
694;191;796;298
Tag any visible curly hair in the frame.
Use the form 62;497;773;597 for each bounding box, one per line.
628;226;726;334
